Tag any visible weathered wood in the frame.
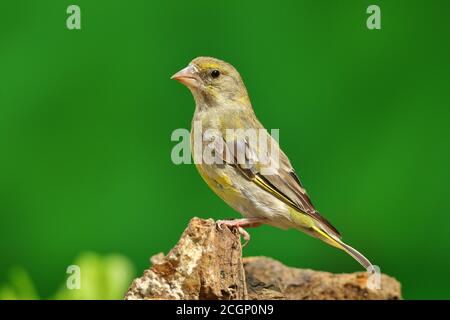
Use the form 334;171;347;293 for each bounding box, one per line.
244;257;401;300
125;217;401;300
125;217;247;299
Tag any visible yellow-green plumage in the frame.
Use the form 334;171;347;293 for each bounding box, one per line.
173;56;373;270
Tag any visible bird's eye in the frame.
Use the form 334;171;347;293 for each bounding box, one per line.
211;69;220;79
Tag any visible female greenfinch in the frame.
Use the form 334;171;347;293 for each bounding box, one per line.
172;57;373;271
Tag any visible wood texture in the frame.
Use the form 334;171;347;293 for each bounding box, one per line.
125;217;401;300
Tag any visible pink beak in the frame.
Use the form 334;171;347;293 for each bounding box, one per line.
171;64;199;88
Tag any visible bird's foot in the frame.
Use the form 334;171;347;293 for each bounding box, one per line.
216;218;265;247
237;227;251;246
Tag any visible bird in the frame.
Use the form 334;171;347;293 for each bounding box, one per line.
171;56;373;271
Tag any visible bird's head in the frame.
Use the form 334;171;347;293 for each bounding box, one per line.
171;57;250;107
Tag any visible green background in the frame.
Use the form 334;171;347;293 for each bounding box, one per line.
1;0;449;299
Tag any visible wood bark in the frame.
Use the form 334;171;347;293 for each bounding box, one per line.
125;217;401;300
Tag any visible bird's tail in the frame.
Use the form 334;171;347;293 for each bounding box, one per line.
311;225;373;270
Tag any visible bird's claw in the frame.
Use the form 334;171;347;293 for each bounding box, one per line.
216;219;251;246
237;227;250;247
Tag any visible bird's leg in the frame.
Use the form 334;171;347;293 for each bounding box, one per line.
216;218;265;247
216;217;265;229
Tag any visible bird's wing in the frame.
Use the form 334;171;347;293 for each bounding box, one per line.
213;132;341;238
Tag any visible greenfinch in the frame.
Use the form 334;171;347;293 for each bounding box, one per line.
171;57;373;270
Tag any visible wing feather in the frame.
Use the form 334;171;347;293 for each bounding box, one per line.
215;133;341;238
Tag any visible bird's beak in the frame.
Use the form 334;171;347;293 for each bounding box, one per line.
171;64;199;88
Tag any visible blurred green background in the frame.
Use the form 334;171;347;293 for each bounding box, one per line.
1;0;449;299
